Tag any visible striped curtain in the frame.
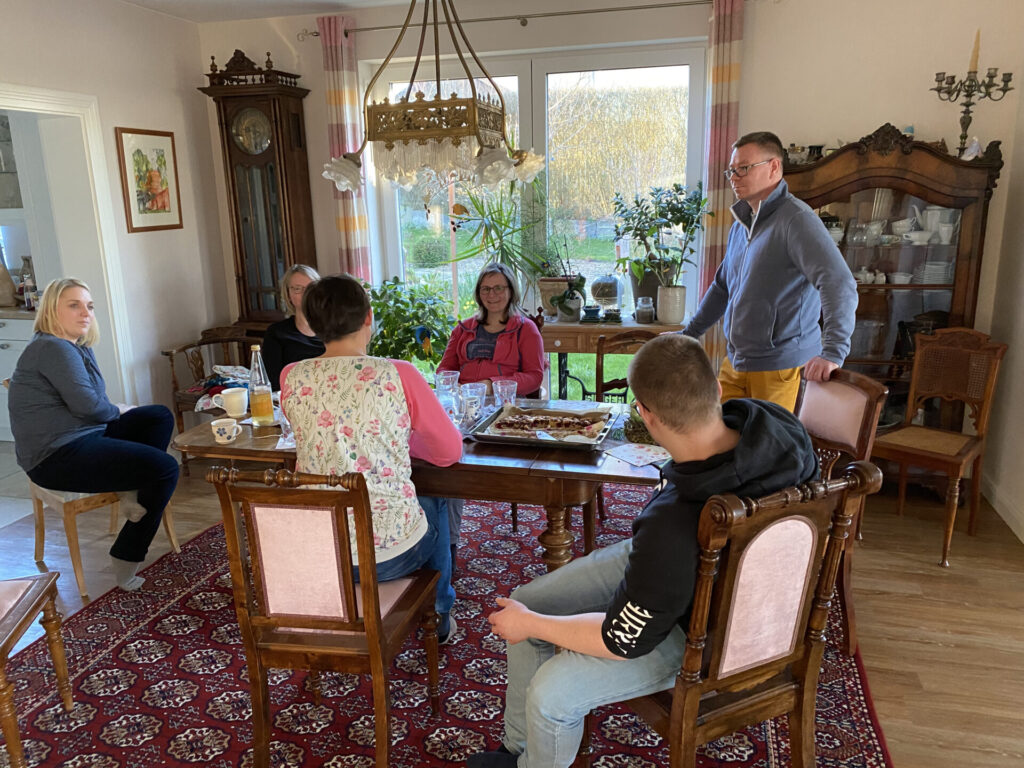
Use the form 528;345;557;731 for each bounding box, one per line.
699;0;744;369
318;15;372;280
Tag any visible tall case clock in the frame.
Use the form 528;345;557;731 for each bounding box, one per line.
199;50;316;323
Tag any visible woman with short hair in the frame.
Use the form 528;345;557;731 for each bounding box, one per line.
280;274;463;643
8;278;179;591
261;264;324;390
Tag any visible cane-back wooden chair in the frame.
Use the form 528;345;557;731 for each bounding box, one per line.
871;328;1007;567
163;326;260;473
207;467;441;768
0;573;73;768
794;369;887;655
574;461;882;768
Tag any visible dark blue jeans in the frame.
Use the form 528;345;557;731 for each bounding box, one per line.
353;495;455;635
27;405;179;563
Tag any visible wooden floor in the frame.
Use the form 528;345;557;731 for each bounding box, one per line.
1;447;1022;768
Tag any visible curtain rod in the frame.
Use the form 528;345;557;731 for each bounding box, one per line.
296;1;710;41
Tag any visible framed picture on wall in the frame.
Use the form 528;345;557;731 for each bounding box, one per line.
114;127;183;233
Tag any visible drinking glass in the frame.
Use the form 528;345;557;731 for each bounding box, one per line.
460;382;487;421
437;390;464;425
493;379;518;408
435;370;460;394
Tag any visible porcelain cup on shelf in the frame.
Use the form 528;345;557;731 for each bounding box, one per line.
891;218;915;238
903;231;933;246
888;272;912;284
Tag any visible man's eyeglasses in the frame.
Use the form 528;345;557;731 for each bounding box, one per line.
722;159;772;180
480;285;509;296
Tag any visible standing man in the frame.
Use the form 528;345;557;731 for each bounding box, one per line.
682;131;857;411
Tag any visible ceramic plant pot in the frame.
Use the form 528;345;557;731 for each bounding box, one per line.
656;285;686;324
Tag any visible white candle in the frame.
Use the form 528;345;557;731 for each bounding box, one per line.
969;29;980;72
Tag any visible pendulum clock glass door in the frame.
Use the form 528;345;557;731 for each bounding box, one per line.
234;162;286;314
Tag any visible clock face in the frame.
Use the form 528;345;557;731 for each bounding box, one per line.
230;108;272;155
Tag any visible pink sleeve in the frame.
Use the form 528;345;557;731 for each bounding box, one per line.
509;319;545;395
395;360;463;467
279;362;298;423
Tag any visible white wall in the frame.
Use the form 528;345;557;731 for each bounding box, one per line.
985;81;1024;540
1;0;228;406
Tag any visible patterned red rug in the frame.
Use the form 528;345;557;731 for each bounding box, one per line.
4;485;893;767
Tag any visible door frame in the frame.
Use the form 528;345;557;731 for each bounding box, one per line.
0;81;133;403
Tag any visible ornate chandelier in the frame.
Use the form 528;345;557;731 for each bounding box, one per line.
322;0;544;192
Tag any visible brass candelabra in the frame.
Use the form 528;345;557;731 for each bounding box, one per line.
931;68;1013;157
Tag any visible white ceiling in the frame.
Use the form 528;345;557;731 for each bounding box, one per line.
118;0;405;24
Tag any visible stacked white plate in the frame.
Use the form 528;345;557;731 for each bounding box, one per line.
912;261;953;284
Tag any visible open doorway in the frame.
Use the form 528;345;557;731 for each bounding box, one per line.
0;83;133;418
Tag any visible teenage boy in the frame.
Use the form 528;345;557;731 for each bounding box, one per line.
467;334;818;768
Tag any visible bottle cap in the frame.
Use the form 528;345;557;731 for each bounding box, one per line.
251;344;261;351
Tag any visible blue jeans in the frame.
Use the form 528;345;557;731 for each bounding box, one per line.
502;539;686;767
26;405;179;563
354;495;455;634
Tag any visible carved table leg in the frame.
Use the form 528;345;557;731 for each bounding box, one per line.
0;666;26;768
940;472;962;567
539;504;574;571
40;596;73;712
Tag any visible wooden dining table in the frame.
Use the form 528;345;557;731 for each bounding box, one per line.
172;400;664;571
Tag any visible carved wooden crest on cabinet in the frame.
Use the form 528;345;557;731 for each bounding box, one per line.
200;50;317;323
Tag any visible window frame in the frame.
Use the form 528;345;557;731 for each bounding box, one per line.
363;43;707;315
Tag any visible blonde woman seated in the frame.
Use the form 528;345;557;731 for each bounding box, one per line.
7;278;179;591
280;274;463;642
261;264;324;390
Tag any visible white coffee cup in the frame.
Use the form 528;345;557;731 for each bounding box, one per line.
903;231;933;246
888;272;912;284
212;387;249;418
211;418;242;444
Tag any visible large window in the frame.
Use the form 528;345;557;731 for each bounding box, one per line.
371;46;705;317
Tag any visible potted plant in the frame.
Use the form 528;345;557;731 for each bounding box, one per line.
365;277;455;364
452;178;548;298
545;238;585;322
612;181;711;321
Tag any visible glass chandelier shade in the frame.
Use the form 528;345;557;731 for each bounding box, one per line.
322;0;544;192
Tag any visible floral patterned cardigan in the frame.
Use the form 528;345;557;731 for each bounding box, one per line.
281;356;462;564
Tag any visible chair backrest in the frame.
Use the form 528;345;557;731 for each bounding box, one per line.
163;326;257;389
794;369;888;478
905;327;1007;436
682;461;881;691
207;467;387;642
595;330;657;402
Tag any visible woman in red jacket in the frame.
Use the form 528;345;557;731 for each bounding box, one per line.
437;263;545;398
437;263;546;573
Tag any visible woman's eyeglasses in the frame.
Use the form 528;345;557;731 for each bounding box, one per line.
480;285;509;296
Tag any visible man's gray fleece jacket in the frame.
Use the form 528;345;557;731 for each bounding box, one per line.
684;179;858;372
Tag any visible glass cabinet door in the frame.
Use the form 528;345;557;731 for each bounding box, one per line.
811;187;961;422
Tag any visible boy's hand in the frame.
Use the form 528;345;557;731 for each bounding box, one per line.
488;597;532;644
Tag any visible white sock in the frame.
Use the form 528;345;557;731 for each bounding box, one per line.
111;557;144;591
117;492;147;523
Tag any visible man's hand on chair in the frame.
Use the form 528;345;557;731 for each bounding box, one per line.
802;356;838;382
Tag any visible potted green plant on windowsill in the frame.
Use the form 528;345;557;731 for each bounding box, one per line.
546;238;585;322
612;181;712;321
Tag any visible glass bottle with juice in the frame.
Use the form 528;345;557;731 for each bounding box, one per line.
248;344;275;426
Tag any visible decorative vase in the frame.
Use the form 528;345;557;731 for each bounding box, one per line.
629;260;677;315
656;285;686;324
590;273;622;311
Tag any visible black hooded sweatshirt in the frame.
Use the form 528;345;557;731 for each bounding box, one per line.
601;398;818;659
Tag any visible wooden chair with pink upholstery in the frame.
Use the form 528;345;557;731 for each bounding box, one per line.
574;460;883;768
206;466;441;768
870;328;1007;567
1;573;73;768
793;369;887;656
